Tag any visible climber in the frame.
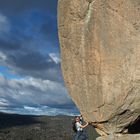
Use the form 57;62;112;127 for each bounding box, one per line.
72;115;83;132
74;116;89;140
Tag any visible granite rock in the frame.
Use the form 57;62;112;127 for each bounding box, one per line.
58;0;140;136
97;134;140;140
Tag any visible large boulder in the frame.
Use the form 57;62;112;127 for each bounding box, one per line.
58;0;140;137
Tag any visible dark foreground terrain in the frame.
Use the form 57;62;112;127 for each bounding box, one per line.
0;112;99;140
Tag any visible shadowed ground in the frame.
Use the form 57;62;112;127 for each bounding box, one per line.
0;112;99;140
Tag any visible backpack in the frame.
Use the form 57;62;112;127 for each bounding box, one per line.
72;120;77;133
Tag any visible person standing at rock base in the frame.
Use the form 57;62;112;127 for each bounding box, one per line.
74;116;89;140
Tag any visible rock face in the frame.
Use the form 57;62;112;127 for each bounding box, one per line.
58;0;140;137
97;134;140;140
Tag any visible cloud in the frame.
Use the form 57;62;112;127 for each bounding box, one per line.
0;14;10;33
40;18;58;46
0;40;21;51
49;53;61;64
0;9;59;51
1;49;62;82
0;75;79;115
0;105;79;116
0;9;60;82
0;0;58;15
0;0;79;115
23;105;79;116
0;51;7;61
0;98;10;107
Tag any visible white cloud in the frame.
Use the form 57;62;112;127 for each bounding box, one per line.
0;98;10;106
0;75;78;115
0;105;79;116
0;51;7;61
0;14;11;33
49;53;61;64
23;105;78;116
24;106;42;112
0;52;7;67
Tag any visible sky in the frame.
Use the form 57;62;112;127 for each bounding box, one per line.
0;0;79;116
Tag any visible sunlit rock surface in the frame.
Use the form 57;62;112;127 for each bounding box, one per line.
58;0;140;138
97;134;140;140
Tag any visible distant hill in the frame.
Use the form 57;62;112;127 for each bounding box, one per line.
0;112;99;140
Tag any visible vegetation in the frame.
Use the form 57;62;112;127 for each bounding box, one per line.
0;113;99;140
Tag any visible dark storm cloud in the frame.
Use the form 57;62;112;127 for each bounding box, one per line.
0;4;61;82
0;0;58;15
0;0;59;49
48;102;77;110
0;39;21;51
9;51;54;70
3;48;62;82
41;20;59;47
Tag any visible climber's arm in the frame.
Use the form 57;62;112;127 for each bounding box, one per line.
79;122;89;128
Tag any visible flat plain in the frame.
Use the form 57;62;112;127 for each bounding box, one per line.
0;112;99;140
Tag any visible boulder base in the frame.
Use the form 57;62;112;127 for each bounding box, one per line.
97;134;140;140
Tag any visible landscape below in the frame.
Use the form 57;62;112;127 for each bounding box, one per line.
0;112;99;140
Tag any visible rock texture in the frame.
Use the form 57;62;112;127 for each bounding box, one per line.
97;134;140;140
58;0;140;137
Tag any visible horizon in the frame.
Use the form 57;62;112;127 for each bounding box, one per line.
0;0;79;116
0;111;80;117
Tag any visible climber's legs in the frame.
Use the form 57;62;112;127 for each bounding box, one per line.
74;131;82;140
